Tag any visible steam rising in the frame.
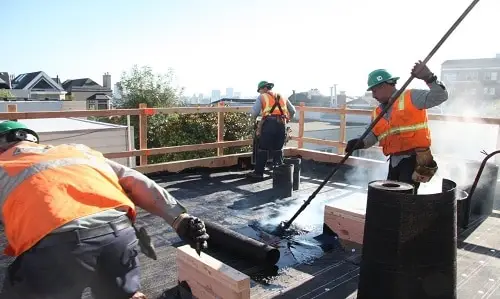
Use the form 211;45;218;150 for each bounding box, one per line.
258;97;498;232
346;97;499;194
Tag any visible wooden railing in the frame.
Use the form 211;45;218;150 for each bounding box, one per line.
1;101;500;174
292;102;500;156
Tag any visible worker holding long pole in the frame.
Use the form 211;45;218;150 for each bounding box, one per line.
0;120;209;299
345;62;449;193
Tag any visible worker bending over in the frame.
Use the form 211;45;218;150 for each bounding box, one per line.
0;121;209;299
248;81;296;179
345;61;448;193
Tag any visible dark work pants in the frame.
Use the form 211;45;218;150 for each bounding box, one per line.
255;117;286;175
0;223;141;299
387;154;420;193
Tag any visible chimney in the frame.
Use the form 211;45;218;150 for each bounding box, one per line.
337;91;347;106
103;72;111;89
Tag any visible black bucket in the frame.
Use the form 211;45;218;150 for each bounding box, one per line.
284;157;301;191
357;179;458;299
273;164;294;198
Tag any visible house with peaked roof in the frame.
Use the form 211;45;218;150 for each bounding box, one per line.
62;73;113;110
11;71;66;100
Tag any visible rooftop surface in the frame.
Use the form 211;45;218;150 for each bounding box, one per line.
0;159;499;299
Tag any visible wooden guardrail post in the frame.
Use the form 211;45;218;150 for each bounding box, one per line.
298;102;305;148
138;103;148;166
338;104;347;154
7;104;17;121
217;102;225;156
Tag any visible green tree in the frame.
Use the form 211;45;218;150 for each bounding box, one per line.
93;65;253;164
115;65;184;108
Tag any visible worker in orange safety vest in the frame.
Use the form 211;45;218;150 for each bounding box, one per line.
248;81;296;179
0;120;209;299
345;61;448;193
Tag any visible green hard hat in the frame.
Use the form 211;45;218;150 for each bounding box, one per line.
0;121;39;142
257;81;274;92
366;69;400;91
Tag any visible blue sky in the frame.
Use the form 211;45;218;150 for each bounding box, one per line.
3;0;499;98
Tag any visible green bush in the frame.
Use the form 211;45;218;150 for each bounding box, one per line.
92;106;254;164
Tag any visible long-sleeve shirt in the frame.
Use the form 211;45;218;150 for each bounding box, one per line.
361;80;448;167
250;93;297;120
52;156;187;233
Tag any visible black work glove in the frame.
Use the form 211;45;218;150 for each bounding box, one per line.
411;60;434;82
176;215;210;250
345;138;365;153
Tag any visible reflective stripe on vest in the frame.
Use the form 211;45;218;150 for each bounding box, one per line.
371;90;431;155
261;92;289;117
0;157;116;208
376;122;429;142
0;142;136;256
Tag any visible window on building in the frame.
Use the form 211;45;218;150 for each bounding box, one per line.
444;73;457;82
88;104;96;110
490;88;495;95
465;72;478;81
484;87;489;95
492;72;498;81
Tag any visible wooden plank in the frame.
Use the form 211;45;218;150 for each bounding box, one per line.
298;102;305;148
138;103;148;166
104;139;253;159
0;108;141;120
7;104;17;113
294;148;386;168
176;245;250;299
134;153;251;174
338;104;347;154
134;148;296;174
155;106;252;114
324;204;365;245
217;102;225;156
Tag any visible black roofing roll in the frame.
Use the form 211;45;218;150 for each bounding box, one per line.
357;179;458;299
203;220;281;266
273;163;294;198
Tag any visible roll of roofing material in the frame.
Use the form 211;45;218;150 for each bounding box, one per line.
357;179;458;299
204;220;281;266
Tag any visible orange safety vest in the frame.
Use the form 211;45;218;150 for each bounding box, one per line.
371;90;431;156
260;92;289;119
0;142;136;257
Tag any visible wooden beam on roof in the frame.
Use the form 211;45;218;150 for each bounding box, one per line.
133;148;296;174
176;244;251;299
294;148;386;168
324;203;365;250
104;140;253;159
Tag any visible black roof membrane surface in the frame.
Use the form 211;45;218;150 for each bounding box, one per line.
0;158;499;299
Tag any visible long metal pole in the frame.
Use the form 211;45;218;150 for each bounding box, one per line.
277;0;482;233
